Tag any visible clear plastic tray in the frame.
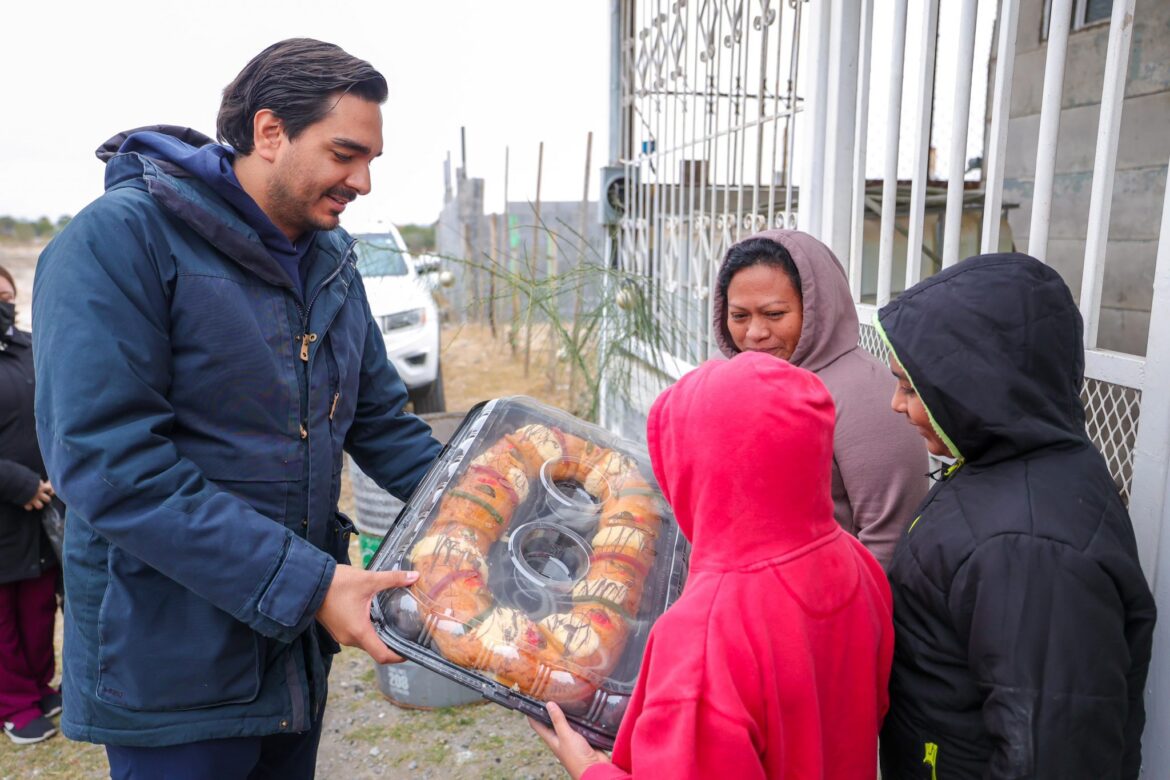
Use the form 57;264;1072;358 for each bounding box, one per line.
369;397;688;748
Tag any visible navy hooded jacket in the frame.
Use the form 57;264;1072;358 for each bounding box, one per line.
875;254;1156;779
32;127;442;746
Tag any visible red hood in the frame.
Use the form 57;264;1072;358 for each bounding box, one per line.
647;351;838;571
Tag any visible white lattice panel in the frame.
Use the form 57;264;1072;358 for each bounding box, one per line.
858;322;890;366
1082;378;1142;504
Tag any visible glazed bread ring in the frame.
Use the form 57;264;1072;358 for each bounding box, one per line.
408;423;664;704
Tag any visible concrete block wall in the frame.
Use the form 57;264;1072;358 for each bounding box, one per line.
995;0;1170;355
434;187;606;326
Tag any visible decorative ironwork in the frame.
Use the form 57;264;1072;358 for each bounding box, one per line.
858;323;891;367
618;0;803;359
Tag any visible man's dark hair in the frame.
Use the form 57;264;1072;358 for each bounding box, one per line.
218;38;388;155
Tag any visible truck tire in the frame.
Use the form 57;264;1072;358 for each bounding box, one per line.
409;363;446;414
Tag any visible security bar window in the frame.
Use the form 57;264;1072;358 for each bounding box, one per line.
1042;0;1114;39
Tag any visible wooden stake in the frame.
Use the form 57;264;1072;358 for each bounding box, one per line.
569;131;593;409
524;142;543;378
488;213;498;339
545;237;559;389
505;146;518;354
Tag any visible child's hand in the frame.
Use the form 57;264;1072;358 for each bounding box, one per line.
529;701;611;779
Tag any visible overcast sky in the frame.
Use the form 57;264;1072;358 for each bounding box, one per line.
0;1;611;230
1;1;995;233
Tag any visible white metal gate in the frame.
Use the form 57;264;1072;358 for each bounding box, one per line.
606;0;1170;771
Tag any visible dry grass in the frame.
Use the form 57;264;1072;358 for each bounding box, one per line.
437;322;572;414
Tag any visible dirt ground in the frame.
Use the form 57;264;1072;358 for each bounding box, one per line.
0;242;575;779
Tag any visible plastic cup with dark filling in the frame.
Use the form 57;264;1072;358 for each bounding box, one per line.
537;456;609;535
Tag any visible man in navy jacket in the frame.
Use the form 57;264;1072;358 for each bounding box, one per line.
33;39;440;778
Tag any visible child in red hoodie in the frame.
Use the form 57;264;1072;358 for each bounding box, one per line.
531;350;894;779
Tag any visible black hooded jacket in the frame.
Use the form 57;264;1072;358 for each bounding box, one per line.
0;326;55;584
875;254;1156;779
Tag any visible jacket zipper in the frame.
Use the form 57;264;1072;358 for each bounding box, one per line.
295;239;357;364
291;239;356;731
923;742;939;780
292;241;355;451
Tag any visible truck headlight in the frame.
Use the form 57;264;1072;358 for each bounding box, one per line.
381;308;426;333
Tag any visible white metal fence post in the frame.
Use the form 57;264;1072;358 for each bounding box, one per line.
941;0;980;269
1028;0;1074;263
801;0;833;236
1078;0;1138;348
823;0;862;263
1130;154;1170;773
981;0;1020;254
906;0;940;289
848;0;874;302
876;0;910;306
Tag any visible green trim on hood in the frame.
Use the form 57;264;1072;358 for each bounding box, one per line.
873;316;964;464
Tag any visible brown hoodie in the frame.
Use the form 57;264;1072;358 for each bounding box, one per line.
712;229;927;566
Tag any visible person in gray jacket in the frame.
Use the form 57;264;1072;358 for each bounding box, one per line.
713;229;927;566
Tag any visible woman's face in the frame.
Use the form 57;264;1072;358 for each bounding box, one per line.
726;263;803;361
0;276;14;304
889;355;950;457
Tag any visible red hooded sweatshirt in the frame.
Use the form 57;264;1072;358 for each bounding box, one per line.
584;351;893;780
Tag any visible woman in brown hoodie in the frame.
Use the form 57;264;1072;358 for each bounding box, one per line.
713;229;926;566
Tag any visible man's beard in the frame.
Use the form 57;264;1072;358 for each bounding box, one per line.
266;170;357;238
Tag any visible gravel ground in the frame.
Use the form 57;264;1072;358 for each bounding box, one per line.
0;240;575;779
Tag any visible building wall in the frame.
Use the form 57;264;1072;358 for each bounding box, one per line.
997;0;1170;355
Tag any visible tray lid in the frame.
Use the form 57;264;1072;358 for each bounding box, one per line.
369;396;689;747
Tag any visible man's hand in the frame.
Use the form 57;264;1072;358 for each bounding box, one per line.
316;564;418;665
529;701;611;780
23;480;54;511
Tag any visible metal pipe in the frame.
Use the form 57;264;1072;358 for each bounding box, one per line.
823;0;862;261
766;0;785;226
876;0;910;306
848;0;874;302
1028;0;1074;263
802;0;833;235
753;2;770;231
981;0;1020;254
784;0;803;219
1130;149;1170;770
941;0;980;268
1080;0;1137;348
906;0;940;288
609;0;624;165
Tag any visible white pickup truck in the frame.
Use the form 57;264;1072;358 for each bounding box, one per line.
353;227;445;413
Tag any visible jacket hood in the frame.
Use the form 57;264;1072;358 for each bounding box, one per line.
93;125;344;293
876;253;1087;465
713;229;860;372
647;350;838;571
96;125;216;170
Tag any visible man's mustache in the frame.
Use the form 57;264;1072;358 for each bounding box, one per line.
327;187;358;203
